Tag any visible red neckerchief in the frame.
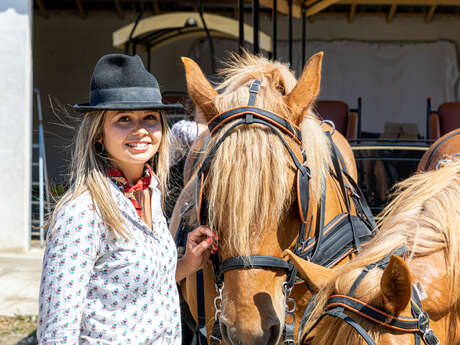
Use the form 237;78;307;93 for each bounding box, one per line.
107;164;153;217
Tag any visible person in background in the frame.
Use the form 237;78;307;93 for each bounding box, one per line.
169;100;207;167
37;54;216;345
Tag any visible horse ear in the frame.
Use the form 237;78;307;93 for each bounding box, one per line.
283;249;334;293
283;52;323;126
181;57;219;121
380;255;412;315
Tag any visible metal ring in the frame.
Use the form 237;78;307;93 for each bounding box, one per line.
285;297;297;313
282;282;292;297
321;120;336;135
417;311;430;332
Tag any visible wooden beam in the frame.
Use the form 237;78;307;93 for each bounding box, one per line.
305;0;318;6
75;0;87;19
306;0;342;16
260;0;302;18
348;3;357;22
341;0;460;5
114;0;124;19
387;4;397;22
35;0;49;18
313;10;460;17
425;4;436;22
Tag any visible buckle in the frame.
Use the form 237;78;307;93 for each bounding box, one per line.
249;80;261;94
423;329;440;345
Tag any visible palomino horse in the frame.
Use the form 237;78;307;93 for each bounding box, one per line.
418;128;460;171
171;52;375;345
288;159;460;345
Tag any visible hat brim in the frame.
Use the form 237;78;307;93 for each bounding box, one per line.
73;102;184;113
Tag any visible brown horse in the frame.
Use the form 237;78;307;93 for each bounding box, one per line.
171;52;372;345
288;159;460;345
418;128;460;172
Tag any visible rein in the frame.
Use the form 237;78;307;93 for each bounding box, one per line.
301;247;440;345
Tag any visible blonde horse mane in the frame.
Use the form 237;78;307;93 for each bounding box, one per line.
305;158;460;344
202;52;332;256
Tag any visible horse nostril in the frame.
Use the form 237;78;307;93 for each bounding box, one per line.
267;322;281;345
220;321;231;345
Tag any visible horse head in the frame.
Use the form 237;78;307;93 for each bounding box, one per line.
300;159;460;345
181;52;331;345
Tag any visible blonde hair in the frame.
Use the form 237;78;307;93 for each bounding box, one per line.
304;159;460;345
203;52;331;256
49;110;170;239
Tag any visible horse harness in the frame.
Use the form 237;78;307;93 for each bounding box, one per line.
175;80;377;345
301;247;440;345
423;129;460;170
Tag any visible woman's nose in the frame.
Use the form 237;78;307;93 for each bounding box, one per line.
132;122;149;136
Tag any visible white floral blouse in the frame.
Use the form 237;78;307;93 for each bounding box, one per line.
37;177;181;345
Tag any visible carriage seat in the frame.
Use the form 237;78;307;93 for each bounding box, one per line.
427;99;460;140
315;100;361;139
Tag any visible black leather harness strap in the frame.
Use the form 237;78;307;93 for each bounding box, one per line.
221;256;292;275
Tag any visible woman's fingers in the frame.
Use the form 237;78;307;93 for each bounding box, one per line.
188;226;213;240
192;237;213;256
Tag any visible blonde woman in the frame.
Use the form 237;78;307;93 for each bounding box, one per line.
37;54;215;345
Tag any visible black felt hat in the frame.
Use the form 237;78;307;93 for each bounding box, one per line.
74;54;183;112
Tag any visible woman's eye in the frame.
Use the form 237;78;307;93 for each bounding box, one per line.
118;116;130;122
145;114;158;121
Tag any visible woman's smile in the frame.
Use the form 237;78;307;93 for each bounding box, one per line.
125;141;152;152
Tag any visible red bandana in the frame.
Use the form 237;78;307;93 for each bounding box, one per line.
107;164;153;217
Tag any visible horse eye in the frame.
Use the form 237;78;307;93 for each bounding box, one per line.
277;83;286;95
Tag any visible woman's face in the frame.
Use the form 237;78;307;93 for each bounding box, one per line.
102;110;162;172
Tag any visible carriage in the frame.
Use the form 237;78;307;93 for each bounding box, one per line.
112;2;460;344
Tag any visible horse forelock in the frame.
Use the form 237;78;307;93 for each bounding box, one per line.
305;159;460;345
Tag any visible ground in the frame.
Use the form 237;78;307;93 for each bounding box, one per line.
0;316;37;345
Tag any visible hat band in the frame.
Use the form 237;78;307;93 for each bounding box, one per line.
90;87;162;105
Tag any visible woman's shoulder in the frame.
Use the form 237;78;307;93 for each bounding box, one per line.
52;190;100;223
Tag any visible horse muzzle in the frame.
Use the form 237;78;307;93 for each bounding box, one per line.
219;315;281;345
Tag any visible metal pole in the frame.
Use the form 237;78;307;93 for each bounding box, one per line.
302;5;306;67
127;0;144;55
34;89;48;248
239;0;245;54
358;97;362;138
272;0;277;60
253;0;259;55
426;98;431;139
288;0;293;66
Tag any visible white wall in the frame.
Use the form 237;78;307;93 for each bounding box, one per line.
33;11;460;183
0;1;32;251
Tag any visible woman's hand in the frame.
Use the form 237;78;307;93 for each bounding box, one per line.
175;226;218;282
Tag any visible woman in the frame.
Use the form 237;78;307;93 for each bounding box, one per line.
37;54;215;345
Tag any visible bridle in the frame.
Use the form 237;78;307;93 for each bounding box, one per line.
195;80;312;345
301;247;440;345
188;79;376;345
